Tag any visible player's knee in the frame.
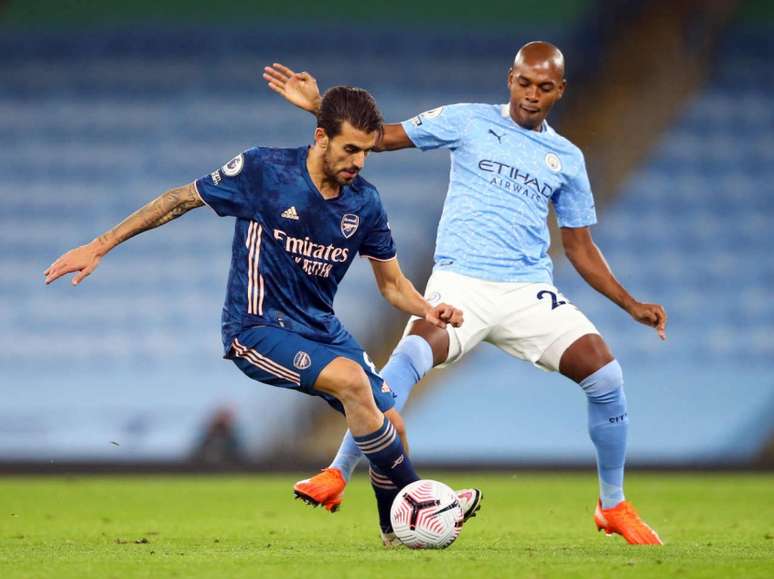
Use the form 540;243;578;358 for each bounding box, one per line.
580;359;624;404
327;359;371;404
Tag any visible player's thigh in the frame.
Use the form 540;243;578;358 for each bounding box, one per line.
230;327;351;412
491;283;600;372
403;270;494;368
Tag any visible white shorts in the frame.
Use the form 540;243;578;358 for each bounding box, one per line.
406;270;600;372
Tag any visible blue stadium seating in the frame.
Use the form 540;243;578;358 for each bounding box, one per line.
0;27;573;461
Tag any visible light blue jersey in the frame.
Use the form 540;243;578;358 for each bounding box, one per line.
402;103;596;283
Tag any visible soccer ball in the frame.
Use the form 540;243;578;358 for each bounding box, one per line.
390;479;464;549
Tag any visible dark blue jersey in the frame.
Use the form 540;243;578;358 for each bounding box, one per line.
195;146;396;351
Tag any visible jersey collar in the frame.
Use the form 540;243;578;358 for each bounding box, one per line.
298;146;360;202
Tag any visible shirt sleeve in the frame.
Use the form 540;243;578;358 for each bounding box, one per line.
359;197;397;261
552;151;598;228
400;104;470;151
195;148;262;219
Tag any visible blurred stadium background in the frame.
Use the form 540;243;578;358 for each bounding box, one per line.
1;0;772;472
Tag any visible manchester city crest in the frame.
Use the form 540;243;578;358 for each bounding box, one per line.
340;214;359;239
544;152;562;173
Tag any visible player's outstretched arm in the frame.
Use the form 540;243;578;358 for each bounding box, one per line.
561;226;667;340
368;257;463;329
44;182;203;286
262;63;414;152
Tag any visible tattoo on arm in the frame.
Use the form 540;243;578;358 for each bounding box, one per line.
95;182;204;250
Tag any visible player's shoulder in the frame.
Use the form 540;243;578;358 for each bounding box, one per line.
350;175;387;213
246;145;304;166
351;174;380;200
442;102;499;118
543;123;585;160
414;102;494;121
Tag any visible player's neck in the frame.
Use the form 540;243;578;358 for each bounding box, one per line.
508;103;545;132
306;149;342;200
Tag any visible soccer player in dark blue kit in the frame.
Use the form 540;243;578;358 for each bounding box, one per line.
44;86;479;546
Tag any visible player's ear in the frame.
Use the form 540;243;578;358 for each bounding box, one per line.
557;79;567;100
507;66;514;87
314;127;329;150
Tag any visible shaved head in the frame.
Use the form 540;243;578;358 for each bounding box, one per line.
507;41;567;130
513;41;565;80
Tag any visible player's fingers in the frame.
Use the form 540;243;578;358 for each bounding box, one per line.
44;268;62;285
436;305;453;321
72;266;93;286
262;70;286;88
44;259;74;283
426;312;446;329
271;63;295;78
656;309;667;341
266;81;285;96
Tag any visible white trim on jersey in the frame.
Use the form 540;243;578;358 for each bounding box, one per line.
245;221;264;315
232;339;300;385
192;180;216;213
360;253;397;262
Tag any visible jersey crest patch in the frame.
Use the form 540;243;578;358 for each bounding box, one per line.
222;153;245;177
293;351;311;370
544;152;562;173
423;106;444;119
410;106;444;127
340;214;359;238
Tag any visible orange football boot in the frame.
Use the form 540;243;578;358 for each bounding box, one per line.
293;468;347;513
594;499;663;545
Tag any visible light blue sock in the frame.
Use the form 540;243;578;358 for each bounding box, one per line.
330;335;434;481
580;359;628;509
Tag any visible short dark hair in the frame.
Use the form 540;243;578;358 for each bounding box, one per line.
317;86;383;139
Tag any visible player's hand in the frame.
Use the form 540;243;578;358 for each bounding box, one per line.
262;63;321;114
627;301;667;340
425;303;464;329
44;241;103;286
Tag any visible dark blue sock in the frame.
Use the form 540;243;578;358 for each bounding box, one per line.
369;467;399;533
331;336;433;480
353;416;420;489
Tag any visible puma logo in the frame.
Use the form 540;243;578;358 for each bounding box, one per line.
488;128;504;143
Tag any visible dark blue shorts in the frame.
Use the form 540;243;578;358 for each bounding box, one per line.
228;325;395;414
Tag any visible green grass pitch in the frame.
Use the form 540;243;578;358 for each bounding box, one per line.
1;472;772;578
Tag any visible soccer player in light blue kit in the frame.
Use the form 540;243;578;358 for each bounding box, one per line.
265;41;667;545
44;86;481;546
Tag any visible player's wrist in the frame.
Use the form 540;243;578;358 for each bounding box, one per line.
621;296;639;313
89;236;111;257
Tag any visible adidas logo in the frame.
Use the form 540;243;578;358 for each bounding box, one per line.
281;206;299;220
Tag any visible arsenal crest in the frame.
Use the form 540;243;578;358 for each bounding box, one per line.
340;214;359;239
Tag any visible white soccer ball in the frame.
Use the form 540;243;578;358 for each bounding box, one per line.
390;479;464;549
